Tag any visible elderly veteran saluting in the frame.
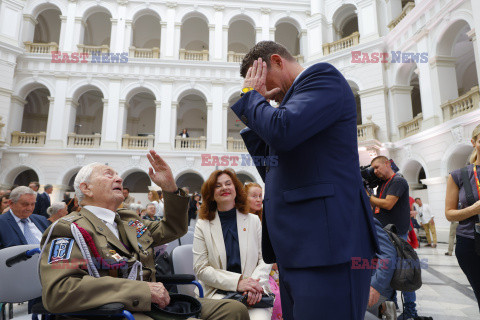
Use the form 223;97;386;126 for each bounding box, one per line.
39;150;249;320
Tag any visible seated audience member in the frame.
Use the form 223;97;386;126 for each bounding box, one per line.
0;186;50;248
123;187;136;206
143;203;159;221
29;181;40;193
39;151;248;320
33;184;53;218
148;189;163;218
1;194;10;214
364;218;397;320
193;169;272;320
46;202;68;223
156;190;165;218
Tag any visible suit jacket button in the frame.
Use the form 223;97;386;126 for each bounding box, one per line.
133;299;139;307
241;115;248;124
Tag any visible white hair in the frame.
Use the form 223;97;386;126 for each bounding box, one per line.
47;202;67;216
129;203;144;211
10;186;36;203
74;162;104;204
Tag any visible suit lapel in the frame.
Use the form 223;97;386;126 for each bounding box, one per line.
237;211;249;273
7;211;27;245
123;220;140;254
30;215;46;232
79;209;131;256
209;212;227;269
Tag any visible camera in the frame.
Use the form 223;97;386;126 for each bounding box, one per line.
360;159;400;190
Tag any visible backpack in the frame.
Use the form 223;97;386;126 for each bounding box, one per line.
383;224;422;292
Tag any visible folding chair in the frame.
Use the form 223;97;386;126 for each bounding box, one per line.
170;244;203;297
179;231;194;246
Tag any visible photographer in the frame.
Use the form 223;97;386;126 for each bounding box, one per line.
367;155;418;320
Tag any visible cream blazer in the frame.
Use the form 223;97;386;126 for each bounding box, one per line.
193;210;272;298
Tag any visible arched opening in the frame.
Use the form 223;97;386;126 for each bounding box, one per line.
237;173;255;185
275;22;300;57
131;11;161;58
75;90;104;135
13;169;39;187
123;171;151;193
33;8;61;44
126;92;156;136
409;68;422;118
21;87;50;133
176;172;204;194
228;18;255;62
436;20;478;120
402;160;426;190
447;145;472;173
176;92;207;150
82;10;112;49
180;15;209;60
332;4;359;41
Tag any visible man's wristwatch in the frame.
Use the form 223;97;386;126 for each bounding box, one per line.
240;87;254;97
172;187;183;196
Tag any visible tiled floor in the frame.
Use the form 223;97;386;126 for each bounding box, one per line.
6;243;479;319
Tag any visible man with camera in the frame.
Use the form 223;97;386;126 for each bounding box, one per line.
367;155;418;320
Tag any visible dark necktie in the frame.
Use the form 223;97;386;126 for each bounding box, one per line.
20;218;40;244
114;214;131;251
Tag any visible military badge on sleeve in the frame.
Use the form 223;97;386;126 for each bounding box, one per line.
48;238;75;264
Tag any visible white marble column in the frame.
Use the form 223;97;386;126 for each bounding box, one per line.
467;29;480;94
58;15;67;51
101;79;121;149
260;8;271;41
389;85;413;138
359;86;389;142
62;0;78;51
115;3;127;53
109;19;118;52
385;0;403;26
269;28;276;41
306;14;327;59
124;20;132;53
7;95;27;136
255;27;262;43
299;29;307;61
73;17;86;50
165;2;177;59
357;0;380;42
222;102;229;149
222;25;229;61
210;82;224;151
170;101;178;149
45;76;69;147
213;5;224;61
174;23;181;60
0;88;13;143
160;21;167;58
117;99;128;145
429;56;459;112
206;102;213;148
157;80;174;149
22;14;37;44
64;98;78;137
208;24;215;61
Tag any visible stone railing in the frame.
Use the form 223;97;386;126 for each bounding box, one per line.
357;118;379;142
388;2;416;30
122;134;154;149
441;86;480;121
67;133;101;148
11;131;46;146
77;44;110;54
398;113;423;138
179;49;209;61
175;136;207;150
129;47;160;59
227;52;246;63
24;42;58;53
227;137;247;152
322;31;360;55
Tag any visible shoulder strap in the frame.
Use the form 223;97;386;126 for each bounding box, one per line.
461;167;476;206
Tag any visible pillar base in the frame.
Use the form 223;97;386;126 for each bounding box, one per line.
421;116;440;130
101;141;119;149
208;143;224;152
155;142;173;150
45;139;64;148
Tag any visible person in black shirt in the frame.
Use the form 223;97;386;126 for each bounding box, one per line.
367;155;418;320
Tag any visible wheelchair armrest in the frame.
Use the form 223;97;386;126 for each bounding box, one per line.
156;274;195;284
32;302;126;316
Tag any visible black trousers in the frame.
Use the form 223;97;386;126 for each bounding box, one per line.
456;235;480;310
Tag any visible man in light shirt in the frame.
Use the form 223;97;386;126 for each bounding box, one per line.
0;186;50;248
413;197;437;248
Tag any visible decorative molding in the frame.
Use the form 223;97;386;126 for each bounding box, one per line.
429;55;456;68
404;144;412;160
186;156;194;168
130;155;140;167
19;153;29;165
11;95;27;105
75;154;85;166
260;8;271;15
214;5;225;12
359;86;388;97
23;14;38;25
451;126;464;144
166;1;177;9
389;85;413;95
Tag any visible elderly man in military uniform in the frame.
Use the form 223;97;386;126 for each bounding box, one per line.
39;150;249;320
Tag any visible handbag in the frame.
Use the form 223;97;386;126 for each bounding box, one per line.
460;167;480;255
145;293;202;320
217;290;275;308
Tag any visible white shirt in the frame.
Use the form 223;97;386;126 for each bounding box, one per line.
83;205;119;239
11;211;43;242
413;203;433;224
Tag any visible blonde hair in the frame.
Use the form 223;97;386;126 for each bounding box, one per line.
470;124;480;164
244;182;263;221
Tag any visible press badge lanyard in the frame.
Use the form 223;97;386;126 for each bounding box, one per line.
472;165;480;199
374;173;396;214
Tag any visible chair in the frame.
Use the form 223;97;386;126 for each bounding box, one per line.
188;226;195;232
171;245;203;297
179;231;194;246
166;239;180;254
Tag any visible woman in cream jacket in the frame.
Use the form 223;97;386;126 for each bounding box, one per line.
193;169;272;320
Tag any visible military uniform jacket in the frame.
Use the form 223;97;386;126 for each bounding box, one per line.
39;191;189;313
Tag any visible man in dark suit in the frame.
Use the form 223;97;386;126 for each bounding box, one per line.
33;184;53;218
0;186;50;249
231;41;379;319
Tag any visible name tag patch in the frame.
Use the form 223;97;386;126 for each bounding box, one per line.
48;238;75;264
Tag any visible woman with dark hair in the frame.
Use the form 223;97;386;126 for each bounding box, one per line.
193;169;272;320
188;194;201;226
0;194;10;214
445;123;480;310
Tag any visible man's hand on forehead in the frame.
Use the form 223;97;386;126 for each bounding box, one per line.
243;57;281;102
